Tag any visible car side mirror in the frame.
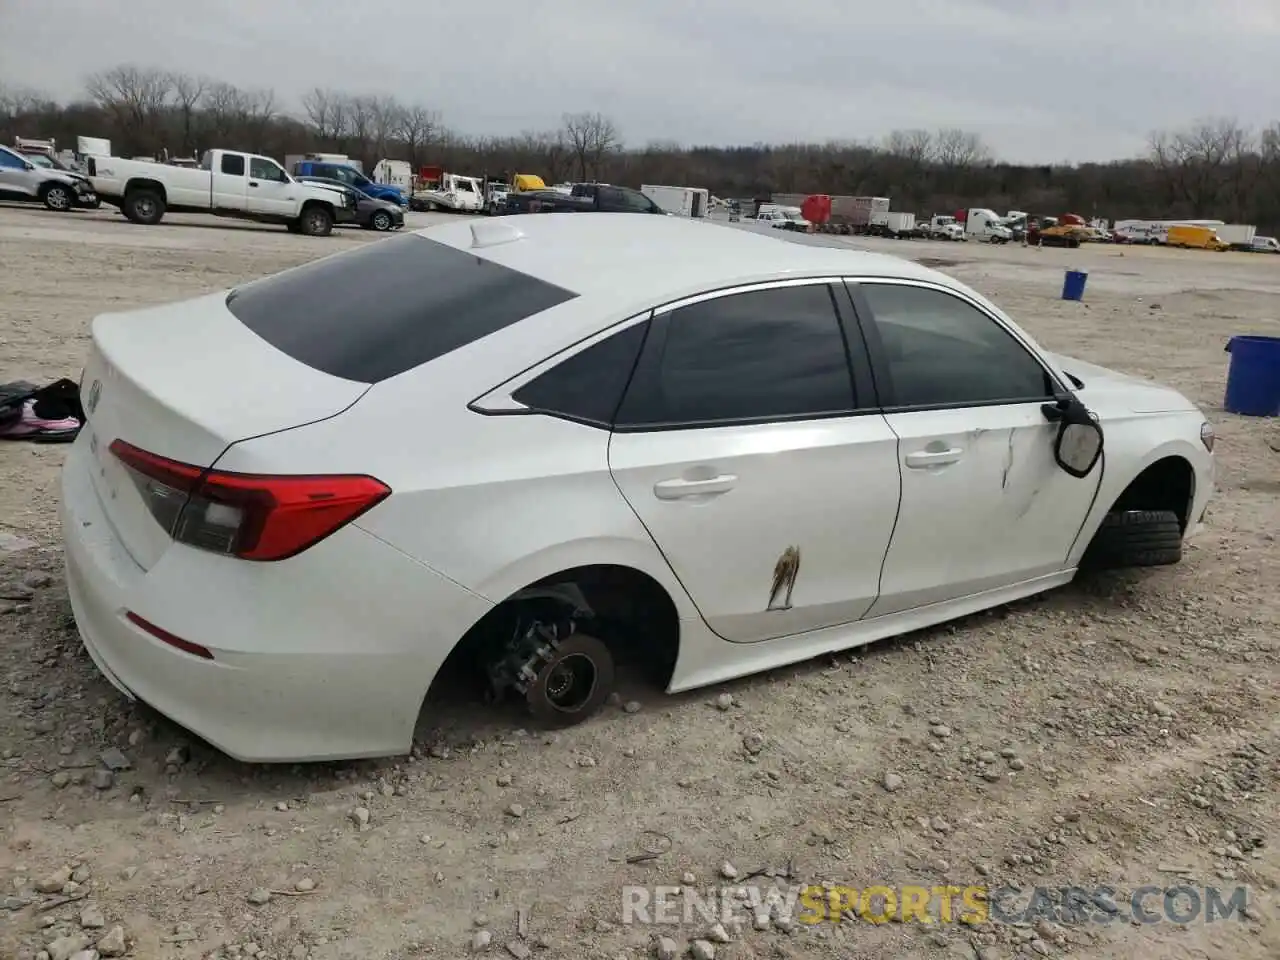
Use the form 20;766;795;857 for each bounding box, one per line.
1042;396;1103;478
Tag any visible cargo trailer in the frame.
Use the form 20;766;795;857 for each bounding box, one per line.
641;184;709;217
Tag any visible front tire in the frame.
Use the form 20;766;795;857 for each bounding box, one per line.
298;205;333;237
370;210;393;232
1082;509;1183;569
525;632;615;728
41;183;74;212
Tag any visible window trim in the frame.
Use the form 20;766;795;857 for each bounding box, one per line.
467;311;654;430
612;277;877;434
846;277;1068;414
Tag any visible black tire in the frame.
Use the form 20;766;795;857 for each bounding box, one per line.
525;632;615;728
1082;509;1183;570
298;205;333;237
124;189;165;225
41;183;74;212
370;210;393;232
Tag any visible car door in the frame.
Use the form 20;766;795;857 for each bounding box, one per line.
0;147;36;198
211;152;249;210
607;280;902;644
848;280;1104;618
246;156;296;217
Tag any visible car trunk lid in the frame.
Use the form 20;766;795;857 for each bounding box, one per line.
81;292;369;570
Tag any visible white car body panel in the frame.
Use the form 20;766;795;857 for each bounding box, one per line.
870;402;1102;616
60;213;1215;761
609;414;901;642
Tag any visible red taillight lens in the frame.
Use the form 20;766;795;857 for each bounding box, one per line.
109;439;391;561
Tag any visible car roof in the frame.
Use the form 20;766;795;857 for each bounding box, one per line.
414;213;958;309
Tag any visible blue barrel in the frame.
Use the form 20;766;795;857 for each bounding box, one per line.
1061;270;1088;301
1224;335;1280;416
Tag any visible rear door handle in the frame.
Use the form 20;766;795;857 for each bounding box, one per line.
653;474;737;499
248;181;259;188
904;448;964;468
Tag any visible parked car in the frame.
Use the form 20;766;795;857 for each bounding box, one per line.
296;177;404;232
290;159;407;207
1251;236;1280;254
0;144;99;211
503;182;665;215
62;214;1214;762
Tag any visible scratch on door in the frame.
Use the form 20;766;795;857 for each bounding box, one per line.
767;546;801;611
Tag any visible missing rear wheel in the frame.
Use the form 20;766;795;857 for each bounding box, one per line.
525;633;615;727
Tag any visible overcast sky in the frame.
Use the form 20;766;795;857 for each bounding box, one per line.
1;0;1275;164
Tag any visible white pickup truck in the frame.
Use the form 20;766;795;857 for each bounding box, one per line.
88;148;351;235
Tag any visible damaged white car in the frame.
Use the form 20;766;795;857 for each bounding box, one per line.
61;214;1214;762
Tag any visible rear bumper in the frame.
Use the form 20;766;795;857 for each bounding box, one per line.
60;439;492;763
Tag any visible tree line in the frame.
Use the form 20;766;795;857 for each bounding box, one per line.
3;64;1280;232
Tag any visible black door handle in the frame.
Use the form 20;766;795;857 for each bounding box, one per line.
248;181;259;188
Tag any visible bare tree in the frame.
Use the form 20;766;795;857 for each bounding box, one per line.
934;128;990;169
203;81;249;142
84;65;173;155
302;87;340;142
345;96;376;165
241;88;277;152
370;96;405;160
170;72;207;157
1149;118;1252;215
398;104;440;170
883;129;935;165
562;112;620;181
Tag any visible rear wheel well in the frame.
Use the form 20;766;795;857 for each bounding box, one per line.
1104;456;1195;530
429;564;681;702
124;178;167;204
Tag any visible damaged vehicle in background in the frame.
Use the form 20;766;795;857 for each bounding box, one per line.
60;214;1215;763
0;144;99;211
295;176;405;232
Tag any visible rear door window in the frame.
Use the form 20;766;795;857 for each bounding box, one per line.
225;234;579;383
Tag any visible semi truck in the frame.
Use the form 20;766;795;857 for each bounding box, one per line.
964;208;1013;243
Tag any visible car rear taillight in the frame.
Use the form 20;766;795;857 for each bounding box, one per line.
109;439;391;561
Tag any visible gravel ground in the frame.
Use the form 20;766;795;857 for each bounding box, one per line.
1;202;1278;960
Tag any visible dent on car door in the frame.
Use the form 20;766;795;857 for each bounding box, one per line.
847;280;1103;617
606;281;902;644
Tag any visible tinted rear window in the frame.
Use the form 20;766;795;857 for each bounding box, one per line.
225;234;578;383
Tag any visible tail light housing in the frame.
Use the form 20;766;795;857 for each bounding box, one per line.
109;439;391;561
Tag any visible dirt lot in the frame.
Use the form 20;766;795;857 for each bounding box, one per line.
2;203;1279;960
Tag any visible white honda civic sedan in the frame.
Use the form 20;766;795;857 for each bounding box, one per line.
61;213;1215;763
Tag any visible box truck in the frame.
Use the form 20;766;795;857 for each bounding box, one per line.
641;184;709;218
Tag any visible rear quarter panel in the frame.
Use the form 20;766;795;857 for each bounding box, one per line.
210;300;701;618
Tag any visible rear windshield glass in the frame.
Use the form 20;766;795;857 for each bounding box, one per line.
225;234;578;383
